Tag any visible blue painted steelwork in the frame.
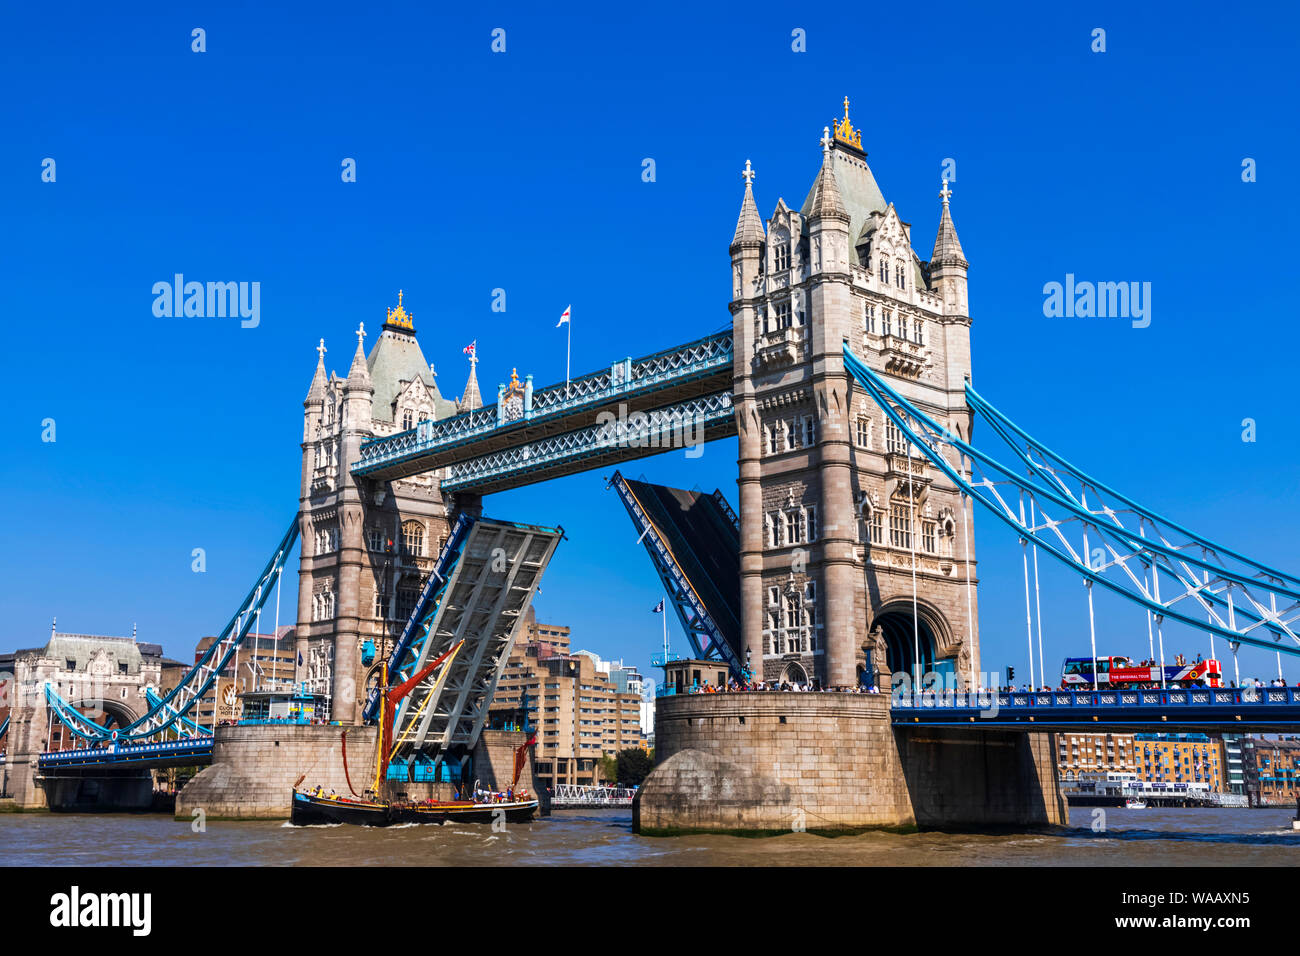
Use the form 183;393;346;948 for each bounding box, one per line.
842;345;1300;658
0;715;7;741
144;687;209;738
891;685;1300;730
38;736;214;771
609;471;743;677
438;391;736;494
352;330;734;478
45;516;300;742
361;511;474;723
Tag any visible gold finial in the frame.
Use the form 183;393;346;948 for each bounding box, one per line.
833;95;863;151
509;367;521;389
385;289;414;330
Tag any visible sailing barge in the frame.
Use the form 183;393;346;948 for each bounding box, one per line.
291;788;538;826
290;640;538;827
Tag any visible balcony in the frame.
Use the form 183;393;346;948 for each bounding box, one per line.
755;326;806;370
879;333;928;378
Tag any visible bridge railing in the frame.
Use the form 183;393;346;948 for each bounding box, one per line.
353;330;733;475
39;737;215;769
890;686;1300;710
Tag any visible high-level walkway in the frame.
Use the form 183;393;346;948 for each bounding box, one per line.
352;331;735;493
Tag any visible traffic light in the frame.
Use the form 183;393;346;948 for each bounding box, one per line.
1007;666;1015;684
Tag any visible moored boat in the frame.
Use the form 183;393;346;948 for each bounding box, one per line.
289;642;541;828
291;787;538;827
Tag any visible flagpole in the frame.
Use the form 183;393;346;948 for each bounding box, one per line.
566;316;571;397
662;602;668;663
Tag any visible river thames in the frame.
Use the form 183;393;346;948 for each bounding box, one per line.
2;807;1298;866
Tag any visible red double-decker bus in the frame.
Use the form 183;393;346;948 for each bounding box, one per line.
1061;655;1223;688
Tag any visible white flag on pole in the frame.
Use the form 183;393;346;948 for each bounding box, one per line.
556;304;571;327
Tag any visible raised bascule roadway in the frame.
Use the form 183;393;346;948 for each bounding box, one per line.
12;100;1299;830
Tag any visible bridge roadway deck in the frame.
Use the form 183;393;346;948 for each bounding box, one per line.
38;737;214;775
352;330;733;485
890;685;1300;732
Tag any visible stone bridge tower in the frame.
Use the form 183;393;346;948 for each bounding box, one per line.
296;293;481;724
731;101;980;690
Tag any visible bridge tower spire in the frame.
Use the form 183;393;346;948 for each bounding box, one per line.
730;159;768;673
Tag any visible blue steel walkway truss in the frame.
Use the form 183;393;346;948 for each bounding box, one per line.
843;344;1300;662
43;516;300;743
352;331;736;494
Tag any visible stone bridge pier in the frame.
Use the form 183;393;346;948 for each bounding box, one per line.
634;693;1065;834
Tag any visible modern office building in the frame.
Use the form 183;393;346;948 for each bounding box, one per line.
491;609;648;788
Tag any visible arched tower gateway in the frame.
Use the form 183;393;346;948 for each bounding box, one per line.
297;293;482;724
731;100;980;690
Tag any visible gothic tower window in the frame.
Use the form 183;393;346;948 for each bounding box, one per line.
922;519;937;553
895;260;906;290
886;419;908;455
864;302;876;334
397;579;420;622
367;526;385;552
402;521;425;558
775;300;792;329
855;415;873;449
773;241;790;271
914;318;925;345
402;408;414;430
878;256;889;283
882;309;893;337
802;415;817;447
898;315;910;341
890;502;913;549
868;507;884;545
374;580;389;619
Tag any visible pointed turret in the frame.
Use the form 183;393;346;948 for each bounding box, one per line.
345;322;372;389
931;181;968;269
305;339;328;401
460;346;483;412
730;160;765;251
807;128;849;223
929;181;969;317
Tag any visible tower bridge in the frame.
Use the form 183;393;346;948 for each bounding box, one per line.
12;98;1299;829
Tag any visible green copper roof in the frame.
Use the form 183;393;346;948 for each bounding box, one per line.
800;144;887;247
366;328;456;423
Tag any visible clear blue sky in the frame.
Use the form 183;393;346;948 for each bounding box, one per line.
2;2;1297;689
